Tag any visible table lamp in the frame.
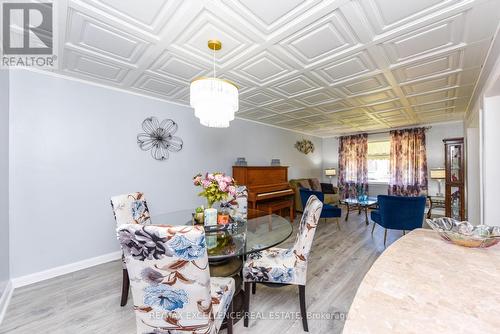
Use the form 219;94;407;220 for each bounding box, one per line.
325;168;337;183
430;168;445;197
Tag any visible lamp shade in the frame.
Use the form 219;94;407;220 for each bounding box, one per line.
325;168;337;176
430;168;446;179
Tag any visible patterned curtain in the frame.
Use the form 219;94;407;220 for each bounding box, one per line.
388;128;428;196
338;134;368;199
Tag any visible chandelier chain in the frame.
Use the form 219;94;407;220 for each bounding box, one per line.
213;47;216;78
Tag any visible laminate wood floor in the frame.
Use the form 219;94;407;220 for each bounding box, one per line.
1;210;406;334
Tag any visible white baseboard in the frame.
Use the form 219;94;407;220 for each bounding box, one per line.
0;280;13;325
11;251;121;288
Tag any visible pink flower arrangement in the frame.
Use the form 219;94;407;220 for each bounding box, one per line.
193;172;237;207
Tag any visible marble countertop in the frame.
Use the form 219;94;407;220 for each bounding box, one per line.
343;228;500;333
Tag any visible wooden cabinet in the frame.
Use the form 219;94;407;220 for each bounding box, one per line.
443;138;465;220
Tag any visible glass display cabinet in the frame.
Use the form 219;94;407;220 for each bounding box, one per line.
443;138;465;220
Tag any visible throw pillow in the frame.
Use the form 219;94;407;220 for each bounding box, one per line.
309;178;322;192
298;180;311;190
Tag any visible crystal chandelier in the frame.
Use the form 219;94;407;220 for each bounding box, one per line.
190;40;238;128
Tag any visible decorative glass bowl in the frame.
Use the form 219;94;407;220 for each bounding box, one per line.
426;218;500;248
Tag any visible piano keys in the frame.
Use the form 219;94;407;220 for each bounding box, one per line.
256;188;295;200
232;166;295;220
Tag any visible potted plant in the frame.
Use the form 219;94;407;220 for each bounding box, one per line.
193;206;204;224
193;172;237;225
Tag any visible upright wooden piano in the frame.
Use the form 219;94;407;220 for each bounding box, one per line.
232;166;295;220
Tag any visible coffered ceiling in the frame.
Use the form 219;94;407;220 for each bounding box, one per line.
46;0;500;136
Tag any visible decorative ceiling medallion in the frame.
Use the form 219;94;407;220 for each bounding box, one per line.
190;39;239;128
137;117;183;161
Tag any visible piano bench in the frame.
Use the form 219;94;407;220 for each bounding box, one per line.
257;199;294;223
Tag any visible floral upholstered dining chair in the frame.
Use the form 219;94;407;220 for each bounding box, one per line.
242;195;323;332
110;192;151;225
110;192;151;306
117;224;235;334
228;186;248;221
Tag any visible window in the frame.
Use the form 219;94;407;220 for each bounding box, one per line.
367;140;390;183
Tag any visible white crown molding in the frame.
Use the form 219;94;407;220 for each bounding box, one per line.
11;251;121;289
0;281;13;326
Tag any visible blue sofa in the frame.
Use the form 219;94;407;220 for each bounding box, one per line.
299;188;342;229
370;195;426;245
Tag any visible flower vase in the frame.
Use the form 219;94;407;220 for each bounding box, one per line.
357;188;365;202
204;208;217;226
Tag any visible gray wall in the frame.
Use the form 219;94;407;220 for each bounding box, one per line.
9;70;323;278
321;122;464;197
0;70;9;297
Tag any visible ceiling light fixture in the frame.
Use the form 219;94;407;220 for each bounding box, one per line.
190;40;238;128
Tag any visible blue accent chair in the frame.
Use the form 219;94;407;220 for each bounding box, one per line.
300;188;342;229
370;195;426;246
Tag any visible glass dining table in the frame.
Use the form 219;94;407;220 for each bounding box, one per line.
149;208;294;325
150;208;293;261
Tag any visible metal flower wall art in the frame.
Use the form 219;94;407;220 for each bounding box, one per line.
137;117;183;161
295;139;315;154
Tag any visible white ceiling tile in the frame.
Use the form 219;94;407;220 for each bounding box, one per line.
408;89;457;105
265;100;304;113
300;114;332;123
461;40;491;69
369;100;403;112
318;100;353;113
131;73;184;98
169;9;257;66
80;0;181;34
237;109;276;120
381;13;466;64
314;51;376;84
282;108;322;119
231;51;294;85
413;100;455;112
270;75;321;97
360;0;463;34
278;9;360;65
63;49;131;82
238;0;305;26
276;118;310;128
297;89;340;106
66;9;151;64
354;89;397;104
259;114;296;124
220;0;323;34
242;90;282;106
401;74;457;95
392;50;461;83
148;52;206;82
339;74;389;95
